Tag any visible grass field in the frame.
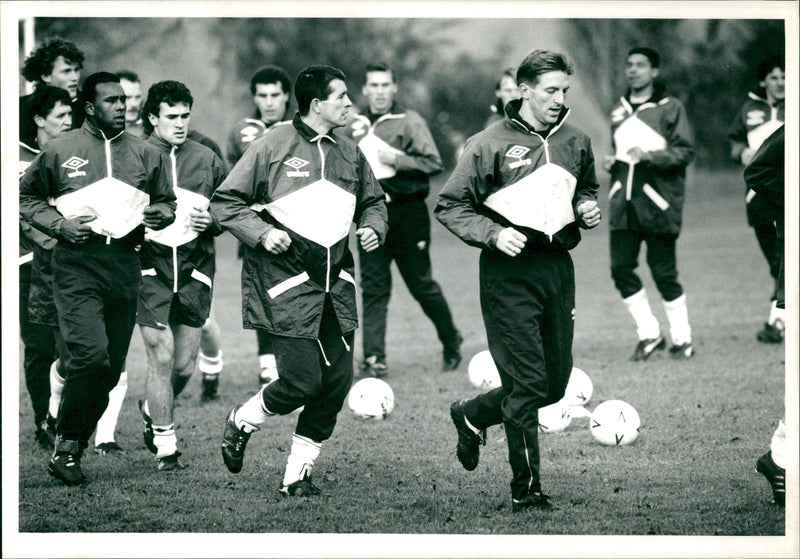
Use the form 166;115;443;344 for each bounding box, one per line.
10;168;795;556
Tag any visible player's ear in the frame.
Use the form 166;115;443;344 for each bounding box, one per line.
85;102;95;117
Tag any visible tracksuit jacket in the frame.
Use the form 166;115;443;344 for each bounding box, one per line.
210;114;388;339
226;110;291;169
607;83;694;236
347;104;442;201
140;135;227;296
18;141;56;263
435;98;598;252
19;119;176;245
728;91;784;226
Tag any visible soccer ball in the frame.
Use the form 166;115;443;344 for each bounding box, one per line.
564;367;593;406
538;399;572;433
590;400;641;446
467;350;501;389
347;378;395;420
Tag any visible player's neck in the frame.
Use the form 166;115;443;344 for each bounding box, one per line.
300;113;334;137
629;83;653;104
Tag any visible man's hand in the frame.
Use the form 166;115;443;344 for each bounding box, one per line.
262;228;291;254
377;146;402;167
189;207;213;232
601;155;616;172
356;227;379;252
59;215;95;244
740;147;755;166
626;147;651;164
576;200;602;228
143;205;172;230
495;227;527;257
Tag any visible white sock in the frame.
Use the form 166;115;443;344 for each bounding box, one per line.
152;423;178;458
48;359;65;418
663;294;692;345
770;420;787;469
282;434;321;486
198;350;223;374
768;301;786;330
259;353;277;370
234;388;274;432
623;288;661;340
143;398;151;417
95;371;128;446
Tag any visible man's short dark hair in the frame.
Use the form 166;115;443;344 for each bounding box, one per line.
250;66;291;95
294;65;346;116
628;47;660;69
142;81;194;135
22;38;85;84
82;72;120;107
516;50;573;87
757;54;784;81
115;70;140;83
365;62;395;82
28;85;72;122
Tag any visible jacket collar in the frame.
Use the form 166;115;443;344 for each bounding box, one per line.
505;98;569;138
366;102;405;121
292;113;337;143
146;133;181;153
82;118;125;142
748;89;784;108
19;140;40;155
624;80;667;105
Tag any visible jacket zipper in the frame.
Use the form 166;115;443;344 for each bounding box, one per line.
316;139;332;293
170;146;179;293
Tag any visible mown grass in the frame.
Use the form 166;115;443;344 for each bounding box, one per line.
11;168;791;555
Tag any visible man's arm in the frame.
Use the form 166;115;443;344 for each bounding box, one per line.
204;153;229;237
744;125;784;199
388;112;444;176
727;108;750;164
19;151;66;237
573;138;602;229
434;140;504;250
635;100;694;171
354;148;388;244
210;143;274;248
142;151;177;230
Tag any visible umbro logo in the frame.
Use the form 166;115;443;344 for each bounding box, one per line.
284;157;310;177
505;145;531;170
62;156;88;178
240;125;261;144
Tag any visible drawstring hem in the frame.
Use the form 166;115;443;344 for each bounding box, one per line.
341;337;351;352
317;339;331;367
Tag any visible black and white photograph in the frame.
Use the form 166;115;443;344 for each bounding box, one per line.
2;1;797;558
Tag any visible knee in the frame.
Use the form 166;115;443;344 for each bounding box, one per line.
68;343;108;372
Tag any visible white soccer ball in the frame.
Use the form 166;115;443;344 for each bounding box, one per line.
538;399;572;433
590;400;641;446
564;367;593;406
467;350;502;390
347;378;395;420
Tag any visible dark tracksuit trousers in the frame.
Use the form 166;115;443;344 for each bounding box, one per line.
52;238;141;451
748;195;783;299
462;248;575;500
19;261;57;428
359;198;459;361
609;230;683;301
261;295;354;443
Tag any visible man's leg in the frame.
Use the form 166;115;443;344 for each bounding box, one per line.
93;370;128;454
284;296;353;495
256;329;278;386
199;314;224;400
611;229;663;360
172;322;201;399
645;234;693;358
140;325;179;463
20;261;57;442
358;244;392;375
394;244;462;371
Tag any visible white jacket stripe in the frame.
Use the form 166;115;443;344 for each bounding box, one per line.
268;271;310;299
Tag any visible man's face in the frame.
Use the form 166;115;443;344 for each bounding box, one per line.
119;78;143;123
149;101;191;145
625;53;658;91
520;70;570;130
318;79;352;130
253;82;290;124
88;81;126;133
363;70;397;114
36;101;73;143
41;55;81;100
761;67;785;103
497;75;520;107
